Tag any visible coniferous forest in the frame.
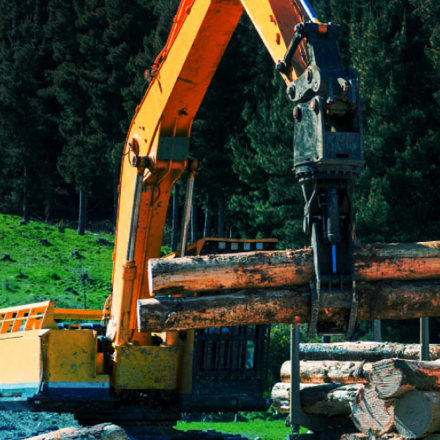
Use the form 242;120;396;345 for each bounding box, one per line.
0;0;439;249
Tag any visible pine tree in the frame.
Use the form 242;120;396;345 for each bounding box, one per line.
0;0;59;221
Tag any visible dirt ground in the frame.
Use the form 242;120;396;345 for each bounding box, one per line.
0;411;79;439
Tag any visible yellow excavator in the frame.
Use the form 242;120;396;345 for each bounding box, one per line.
0;0;364;437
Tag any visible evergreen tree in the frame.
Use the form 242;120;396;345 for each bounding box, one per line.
0;0;59;221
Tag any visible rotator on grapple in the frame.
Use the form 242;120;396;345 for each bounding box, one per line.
278;21;364;339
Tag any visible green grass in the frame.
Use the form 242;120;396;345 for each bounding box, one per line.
0;214;114;310
175;419;297;440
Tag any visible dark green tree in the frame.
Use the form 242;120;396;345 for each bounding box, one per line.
0;0;59;221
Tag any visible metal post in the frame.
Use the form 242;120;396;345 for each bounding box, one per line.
290;325;301;434
420;317;430;361
126;172;144;262
179;171;196;258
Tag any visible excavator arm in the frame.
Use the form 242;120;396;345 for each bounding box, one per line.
109;0;363;350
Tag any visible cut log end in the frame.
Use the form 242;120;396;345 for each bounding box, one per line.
395;391;440;439
351;384;395;436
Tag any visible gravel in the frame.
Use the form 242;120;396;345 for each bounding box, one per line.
0;411;79;439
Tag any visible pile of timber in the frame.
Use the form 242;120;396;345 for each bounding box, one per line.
271;342;440;439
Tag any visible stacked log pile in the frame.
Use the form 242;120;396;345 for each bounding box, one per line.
271;342;440;439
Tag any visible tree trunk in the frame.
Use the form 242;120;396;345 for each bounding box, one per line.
203;200;210;238
217;196;224;237
299;342;440;362
22;165;29;223
113;165;119;232
77;189;87;235
271;382;361;415
372;358;440;398
351;384;395;436
394;391;440;439
25;423;128;440
281;360;371;384
373;319;382;342
148;241;440;296
138;280;440;332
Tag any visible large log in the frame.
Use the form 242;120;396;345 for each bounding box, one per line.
372;358;440;398
138;280;440;332
394;391;440;438
299;342;440;362
271;382;362;415
351;385;395;436
281;360;371;384
149;241;440;295
25;424;128;440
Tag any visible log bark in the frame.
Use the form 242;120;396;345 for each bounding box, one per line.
138;280;440;332
372;358;440;398
394;391;440;438
281;360;371;384
149;241;440;295
351;384;395;436
299;342;440;362
271;382;362;415
341;434;404;440
25;424;128;440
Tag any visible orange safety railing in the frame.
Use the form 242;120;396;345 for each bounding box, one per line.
0;301;109;334
0;301;53;334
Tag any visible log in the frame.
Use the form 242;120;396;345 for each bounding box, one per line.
372;358;440;398
299;342;440;362
351;384;395;436
341;435;403;440
394;391;440;438
281;360;371;384
271;382;362;415
25;424;128;440
138;280;440;331
149;241;440;295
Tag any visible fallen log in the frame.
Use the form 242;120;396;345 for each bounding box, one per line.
149;241;440;295
271;382;362;415
138;280;440;332
299;342;440;362
25;423;128;440
372;358;440;398
281;360;371;384
394;391;440;438
351;385;395;436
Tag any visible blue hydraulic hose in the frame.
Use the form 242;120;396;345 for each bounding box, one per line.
332;244;337;273
298;0;319;22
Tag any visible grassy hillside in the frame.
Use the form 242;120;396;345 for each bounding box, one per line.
0;214;114;310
